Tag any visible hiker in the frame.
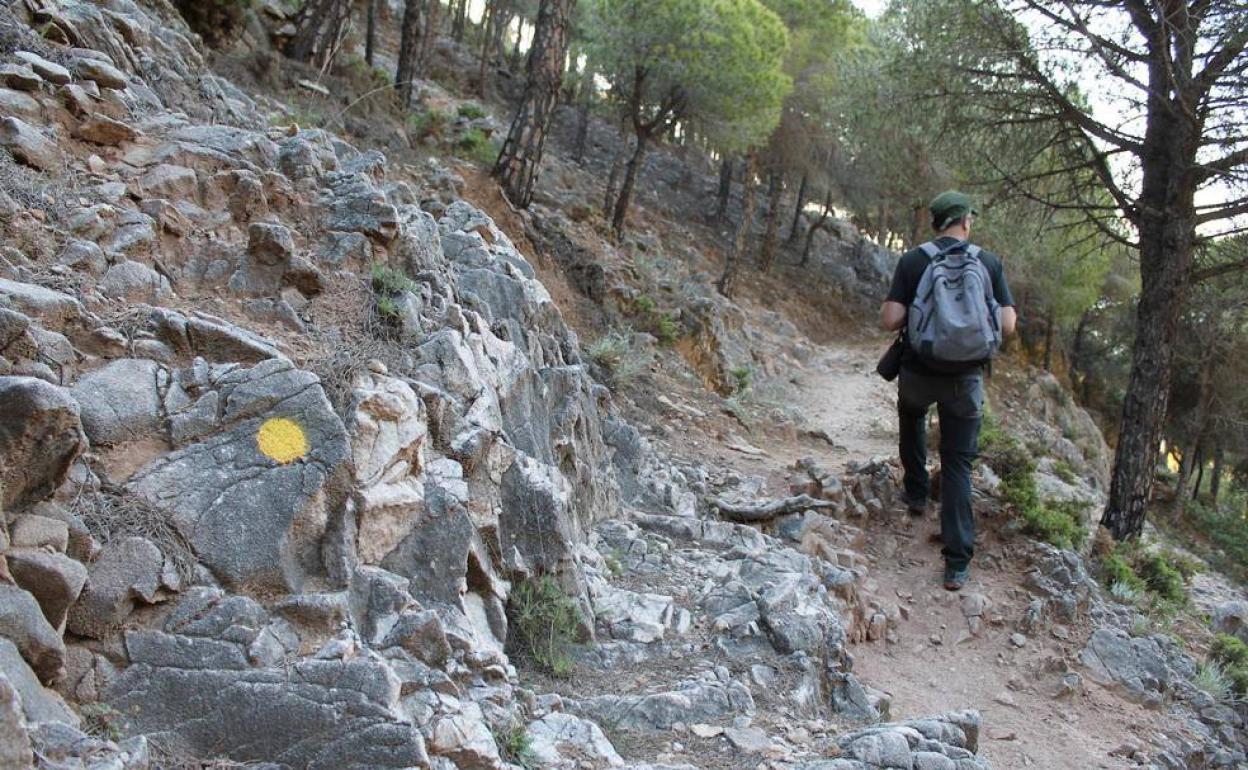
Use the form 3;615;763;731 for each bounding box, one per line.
878;191;1017;591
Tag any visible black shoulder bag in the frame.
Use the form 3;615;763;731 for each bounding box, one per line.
876;330;906;381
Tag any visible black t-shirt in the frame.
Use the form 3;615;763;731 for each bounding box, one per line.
886;236;1015;376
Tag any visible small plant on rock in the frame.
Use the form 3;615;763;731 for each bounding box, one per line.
730;366;753;394
507;574;584;678
456;128;500;167
1052;460;1078;485
408;108;451;141
457;102;488;120
1133;551;1187;605
586;330;649;388
1193;660;1233;700
496;723;538;769
1210;634;1248;695
80;703;123;742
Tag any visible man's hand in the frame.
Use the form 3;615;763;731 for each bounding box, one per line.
1001;306;1018;336
879;300;907;332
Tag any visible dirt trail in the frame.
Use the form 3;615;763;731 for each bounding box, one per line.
731;338;1177;768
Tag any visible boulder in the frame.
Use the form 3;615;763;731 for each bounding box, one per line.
108;639;429;769
7;549;87;630
66;536;166;639
135;163;198;200
0;64;41;92
71;358;164;445
349;371;428;564
101;260;172;302
0;87;41;122
0;278;80;323
380;610;451;667
0;670;33;769
75;113;139;145
1212;601;1248;644
572;681;755;731
524;713;624;768
74;57;128;89
14;52;71;85
129;358;349;591
0;117;58;170
0;377;87;508
8;513;69;552
150;308;284;363
0;584;65;684
1081;627;1175;706
248;222;295;266
427;711;503;768
0;638;77;725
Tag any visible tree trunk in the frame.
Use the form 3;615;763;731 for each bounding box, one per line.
1042;308;1055;371
602;138;630;218
758;170;783;272
715;157;733;221
477;0;495;95
611;132;647;236
365;0;378;66
1191;449;1205;500
491;0;513;65
787;173;808;244
493;0;575;208
1101;164;1199;540
396;0;423;108
573;65;593;164
1210;444;1223;504
288;0;351;68
718;152;758;297
419;0;441;69
1072;308;1092;402
801;189;832;265
509;18;523;71
452;0;467;42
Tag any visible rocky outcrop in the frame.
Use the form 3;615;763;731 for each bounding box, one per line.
0;377;86;509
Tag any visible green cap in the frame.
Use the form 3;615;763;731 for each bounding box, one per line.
930;190;979;230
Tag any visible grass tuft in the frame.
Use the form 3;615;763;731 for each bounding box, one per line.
507;574;584;678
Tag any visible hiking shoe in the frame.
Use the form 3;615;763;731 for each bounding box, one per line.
943;565;970;591
907;503;927;517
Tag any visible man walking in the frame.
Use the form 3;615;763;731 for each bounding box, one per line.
879;191;1017;591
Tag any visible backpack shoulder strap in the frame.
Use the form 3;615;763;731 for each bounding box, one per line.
966;244;982;259
917;241;941;259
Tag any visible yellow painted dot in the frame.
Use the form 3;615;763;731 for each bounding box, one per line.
256;417;309;464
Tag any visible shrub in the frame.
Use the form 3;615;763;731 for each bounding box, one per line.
457;102;487;120
80;703;123;742
409;108;451;140
1053;460;1078;485
730;366;753;394
1020;499;1087;551
586;330;648;387
1210;634;1248;696
496;723;538;769
1188;496;1248;584
653;312;679;345
371;264;418;295
174;0;252;48
507;575;583;677
1193;661;1233;700
456;128;500;167
1133;551;1187;604
1100;550;1146;596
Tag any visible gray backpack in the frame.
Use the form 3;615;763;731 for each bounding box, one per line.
907;240;1002;366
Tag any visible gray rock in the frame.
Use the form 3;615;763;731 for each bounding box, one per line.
129;358;349;591
381;610;451;667
0;117;58;170
0;278;80;323
150;307;285;363
573;681;755;731
8;513;68;552
427;710;501;768
7;549;87;631
0;64;41;92
108;648;430;768
248;221;295;266
0;670;33;769
1212;601;1248;644
0;377;86;508
0;638;77;726
71;358;163;445
66;536;166;639
101;260;172;301
30;721;151;769
74;57;128;89
0;87;41;122
1081;627;1174;706
0;584;65;684
321;174;400;242
135;163;198;200
75;113;139;145
525;712;623;767
14;51;70;85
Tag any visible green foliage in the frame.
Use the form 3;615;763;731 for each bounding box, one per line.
1100;550;1146;598
375;295;400;321
457;102;488;120
1052;460;1077;485
1210;634;1248;696
1019;499;1086;551
456;128;500;167
1133;551;1188;605
1193;661;1232;701
408;108;452;140
586;330;649;387
730;366;753;394
496;724;538;769
1187;496;1248;584
586;0;792;154
627;294;680;345
174;0;251;49
370;264;418;296
508;575;584;678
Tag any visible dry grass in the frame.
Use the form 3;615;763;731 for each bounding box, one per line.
73;489;197;583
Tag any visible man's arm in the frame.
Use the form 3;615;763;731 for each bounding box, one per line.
880;300;907;332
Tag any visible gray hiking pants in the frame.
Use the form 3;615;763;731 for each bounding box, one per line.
897;369;984;571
